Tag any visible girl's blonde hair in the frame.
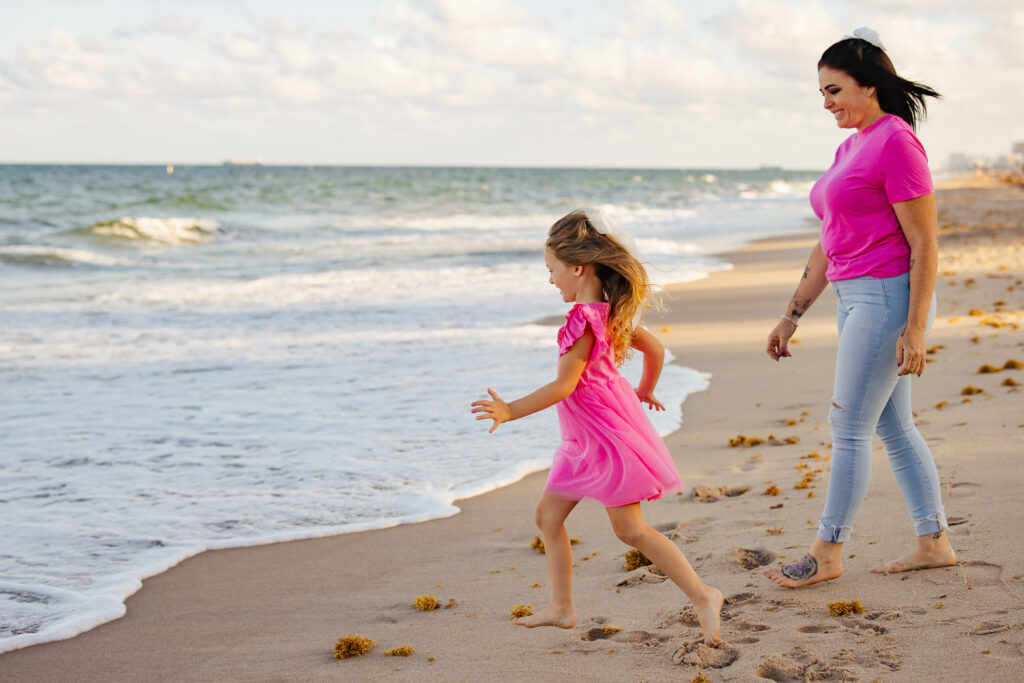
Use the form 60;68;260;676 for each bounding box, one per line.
546;209;650;365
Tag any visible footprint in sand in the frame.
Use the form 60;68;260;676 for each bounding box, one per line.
796;623;832;634
616;566;668;587
755;646;854;682
688;485;749;502
832;646;903;673
959;560;1003;587
945;481;980;498
579;626;670;644
967;621;1023;661
671;639;740;669
735;547;777;570
653;521;700;543
733;621;771;632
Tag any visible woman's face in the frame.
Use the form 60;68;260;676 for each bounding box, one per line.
818;66;876;131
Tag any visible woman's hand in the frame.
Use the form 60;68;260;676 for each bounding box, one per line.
471;388;512;433
896;327;927;377
767;318;797;361
635;388;665;411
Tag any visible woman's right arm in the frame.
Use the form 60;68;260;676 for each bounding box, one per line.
766;241;830;361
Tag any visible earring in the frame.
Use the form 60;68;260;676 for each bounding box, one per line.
867;88;875;96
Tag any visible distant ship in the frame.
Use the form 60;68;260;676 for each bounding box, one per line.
222;156;263;166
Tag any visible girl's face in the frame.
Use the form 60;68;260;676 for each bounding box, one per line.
818;66;877;131
545;248;581;302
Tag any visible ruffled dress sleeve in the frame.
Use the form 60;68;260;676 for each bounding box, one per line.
557;304;609;358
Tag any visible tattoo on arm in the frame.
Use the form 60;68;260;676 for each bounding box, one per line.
909;258;916;271
802;265;809;280
788;297;812;319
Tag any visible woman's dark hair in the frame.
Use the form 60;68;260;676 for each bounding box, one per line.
819;38;940;131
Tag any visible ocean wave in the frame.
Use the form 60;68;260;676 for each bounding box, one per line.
0;245;120;267
78;217;220;245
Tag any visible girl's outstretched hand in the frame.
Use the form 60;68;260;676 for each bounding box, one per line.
635;389;665;411
471;388;511;433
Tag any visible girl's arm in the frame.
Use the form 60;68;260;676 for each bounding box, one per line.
766;241;830;361
471;329;594;433
631;326;666;411
892;193;938;377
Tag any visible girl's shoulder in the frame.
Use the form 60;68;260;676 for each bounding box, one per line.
557;302;610;356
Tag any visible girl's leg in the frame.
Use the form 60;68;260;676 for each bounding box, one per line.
514;493;579;628
872;376;957;573
607;503;723;645
766;275;902;588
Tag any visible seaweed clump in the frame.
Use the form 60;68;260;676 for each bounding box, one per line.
385;645;414;657
764;484;781;496
509;604;534;619
1003;377;1019;387
1005;359;1023;370
623;549;653;571
530;535;545;554
334;635;377;659
692;674;712;683
828;600;865;617
413;595;439;611
531;535;580;554
729;434;764;447
961;385;984;396
977;364;1000;374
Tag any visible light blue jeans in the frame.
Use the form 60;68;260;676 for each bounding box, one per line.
818;272;946;543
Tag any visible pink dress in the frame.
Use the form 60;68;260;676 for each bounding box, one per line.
545;302;684;507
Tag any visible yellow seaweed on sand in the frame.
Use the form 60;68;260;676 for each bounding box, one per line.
413;595;439;611
510;604;534;619
385;645;414;657
828;600;865;616
334;635;377;659
623;548;653;571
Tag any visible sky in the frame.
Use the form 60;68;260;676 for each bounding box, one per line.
1;0;1021;169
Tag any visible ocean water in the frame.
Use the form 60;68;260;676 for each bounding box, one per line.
0;165;818;652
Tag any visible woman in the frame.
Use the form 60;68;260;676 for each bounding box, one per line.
763;28;956;588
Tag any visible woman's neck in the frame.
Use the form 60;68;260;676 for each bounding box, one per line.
857;107;887;132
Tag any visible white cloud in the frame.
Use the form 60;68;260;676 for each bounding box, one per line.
616;0;688;38
221;34;264;64
0;1;1020;165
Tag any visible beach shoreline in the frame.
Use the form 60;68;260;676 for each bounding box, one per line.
3;182;1022;681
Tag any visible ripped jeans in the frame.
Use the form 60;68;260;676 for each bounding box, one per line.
818;272;946;543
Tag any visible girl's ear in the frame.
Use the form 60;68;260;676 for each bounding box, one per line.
573;264;586;277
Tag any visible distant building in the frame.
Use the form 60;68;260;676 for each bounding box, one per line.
1013;141;1024;156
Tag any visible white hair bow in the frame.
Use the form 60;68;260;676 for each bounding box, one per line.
843;27;886;52
583;206;640;258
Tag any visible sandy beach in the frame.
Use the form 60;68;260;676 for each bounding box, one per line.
3;182;1022;682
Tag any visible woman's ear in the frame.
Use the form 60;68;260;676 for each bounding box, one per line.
573;264;586;278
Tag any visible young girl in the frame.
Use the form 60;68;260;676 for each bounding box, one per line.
471;208;723;646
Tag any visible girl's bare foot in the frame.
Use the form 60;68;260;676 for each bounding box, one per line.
872;531;957;573
513;605;576;629
694;587;724;646
763;553;842;589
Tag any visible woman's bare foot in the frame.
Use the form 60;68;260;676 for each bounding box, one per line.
513;605;576;629
763;553;843;589
872;530;957;574
693;587;724;646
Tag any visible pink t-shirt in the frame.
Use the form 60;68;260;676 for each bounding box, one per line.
809;114;933;281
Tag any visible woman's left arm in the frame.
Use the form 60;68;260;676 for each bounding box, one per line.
893;193;938;377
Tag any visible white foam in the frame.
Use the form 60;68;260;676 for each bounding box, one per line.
89;217;220;244
0;245;120;267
